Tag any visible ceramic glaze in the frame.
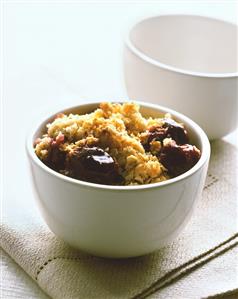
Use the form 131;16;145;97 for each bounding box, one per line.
26;102;210;258
124;15;238;140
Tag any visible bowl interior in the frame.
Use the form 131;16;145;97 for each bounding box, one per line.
129;15;238;74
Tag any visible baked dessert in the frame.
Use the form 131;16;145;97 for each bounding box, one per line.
34;102;201;185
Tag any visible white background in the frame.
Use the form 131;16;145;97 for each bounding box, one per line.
1;1;238;298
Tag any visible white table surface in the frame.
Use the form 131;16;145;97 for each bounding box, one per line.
1;1;238;298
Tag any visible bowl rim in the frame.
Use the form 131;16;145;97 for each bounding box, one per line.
125;14;238;79
26;101;210;191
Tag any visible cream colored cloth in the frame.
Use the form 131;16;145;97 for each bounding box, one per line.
149;245;238;299
1;140;238;299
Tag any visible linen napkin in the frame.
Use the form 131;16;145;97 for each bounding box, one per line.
1;140;237;299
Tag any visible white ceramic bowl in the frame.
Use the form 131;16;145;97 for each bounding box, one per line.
124;15;238;140
26;101;210;258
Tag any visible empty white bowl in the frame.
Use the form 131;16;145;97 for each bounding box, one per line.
124;15;238;140
26;101;210;258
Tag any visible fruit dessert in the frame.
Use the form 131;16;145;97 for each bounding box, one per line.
34;102;201;185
